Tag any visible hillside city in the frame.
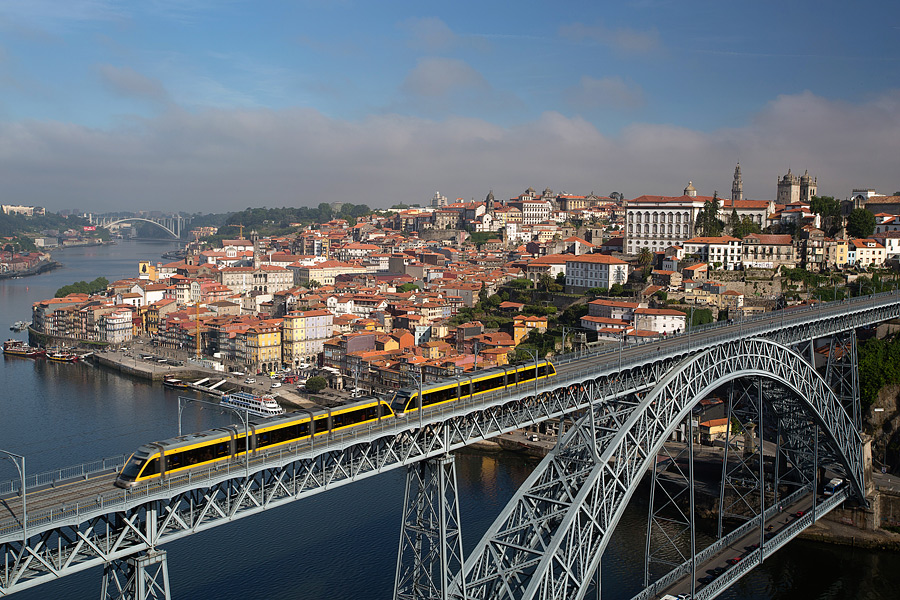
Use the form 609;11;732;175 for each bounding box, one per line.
12;164;900;396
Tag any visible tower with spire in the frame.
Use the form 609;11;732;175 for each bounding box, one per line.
732;163;743;201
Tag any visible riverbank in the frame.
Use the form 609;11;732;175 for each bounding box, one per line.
90;349;316;409
0;259;61;280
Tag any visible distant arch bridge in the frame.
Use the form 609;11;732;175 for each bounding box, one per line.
91;215;188;239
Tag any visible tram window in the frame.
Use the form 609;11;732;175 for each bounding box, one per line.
141;458;159;477
121;457;145;479
474;374;501;394
519;367;536;382
459;382;472;397
215;442;230;458
167;453;183;470
235;436;247;453
313;418;329;434
537;364;547;377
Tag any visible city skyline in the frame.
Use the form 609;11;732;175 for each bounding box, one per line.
0;1;898;212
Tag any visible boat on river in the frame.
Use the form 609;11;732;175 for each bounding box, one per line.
220;391;285;418
3;340;46;358
9;321;29;332
47;351;80;362
163;378;189;389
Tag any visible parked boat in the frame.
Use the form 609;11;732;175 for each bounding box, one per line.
220;391;285;418
163;378;189;389
47;351;79;362
9;321;30;332
3;340;46;358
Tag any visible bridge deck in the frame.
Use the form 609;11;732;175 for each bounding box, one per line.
1;294;897;543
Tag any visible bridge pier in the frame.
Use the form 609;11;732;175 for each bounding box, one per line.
100;549;171;600
394;454;466;600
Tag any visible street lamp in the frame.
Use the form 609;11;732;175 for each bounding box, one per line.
0;449;26;543
178;396;250;480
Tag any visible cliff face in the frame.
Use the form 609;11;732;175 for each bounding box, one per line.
866;383;900;475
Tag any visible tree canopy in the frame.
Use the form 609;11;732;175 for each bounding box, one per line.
305;376;328;394
55;277;109;298
694;193;724;237
847;208;875;239
732;215;761;239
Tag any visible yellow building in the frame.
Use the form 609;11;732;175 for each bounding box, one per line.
282;312;306;366
247;321;282;372
512;315;548;345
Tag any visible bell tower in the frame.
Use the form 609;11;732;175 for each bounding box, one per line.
732;163;743;201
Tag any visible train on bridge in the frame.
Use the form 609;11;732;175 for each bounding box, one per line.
116;360;557;488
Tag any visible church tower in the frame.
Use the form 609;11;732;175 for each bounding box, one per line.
732;163;743;201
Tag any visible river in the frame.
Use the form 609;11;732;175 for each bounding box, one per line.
1;240;898;599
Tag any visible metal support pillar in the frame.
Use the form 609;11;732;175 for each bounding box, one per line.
100;550;171;600
825;331;861;432
645;413;695;587
394;454;466;600
757;378;766;564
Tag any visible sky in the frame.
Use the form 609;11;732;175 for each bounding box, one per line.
0;0;898;213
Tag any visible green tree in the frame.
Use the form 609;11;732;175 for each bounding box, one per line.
55;277;109;298
305;376;328;394
695;193;724;237
307;279;321;289
397;282;420;292
728;208;740;234
810;195;840;219
732;215;761;239
847;208;875;238
637;247;652;266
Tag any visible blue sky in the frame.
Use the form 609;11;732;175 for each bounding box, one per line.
0;1;898;212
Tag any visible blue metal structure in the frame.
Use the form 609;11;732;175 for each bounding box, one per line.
0;292;898;599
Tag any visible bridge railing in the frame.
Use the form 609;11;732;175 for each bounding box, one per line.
634;486;851;600
1;293;896;538
0;455;129;496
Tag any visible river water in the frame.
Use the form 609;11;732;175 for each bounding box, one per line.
1;241;898;599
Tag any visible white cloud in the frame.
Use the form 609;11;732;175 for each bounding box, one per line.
559;21;662;56
0;90;897;212
399;17;459;52
400;57;489;98
97;64;169;104
565;75;644;111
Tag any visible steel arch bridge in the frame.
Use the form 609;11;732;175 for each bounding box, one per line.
93;216;185;238
452;338;863;600
1;293;898;599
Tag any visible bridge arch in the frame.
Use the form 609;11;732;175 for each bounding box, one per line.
459;338;865;600
100;217;180;238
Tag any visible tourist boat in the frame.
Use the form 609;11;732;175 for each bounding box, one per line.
47;351;79;362
3;340;46;358
163;378;189;389
9;321;30;332
220;391;285;418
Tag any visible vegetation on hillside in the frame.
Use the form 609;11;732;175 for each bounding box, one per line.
55;277;109;298
859;336;900;407
201;203;373;247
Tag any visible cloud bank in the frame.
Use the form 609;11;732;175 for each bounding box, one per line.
0;89;898;212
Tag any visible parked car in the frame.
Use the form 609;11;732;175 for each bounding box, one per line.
230;370;246;376
245;378;256;384
271;382;282;389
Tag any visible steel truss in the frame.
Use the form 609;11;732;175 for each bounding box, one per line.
100;549;171;600
395;454;467;600
0;354;683;596
456;338;865;600
3;292;898;597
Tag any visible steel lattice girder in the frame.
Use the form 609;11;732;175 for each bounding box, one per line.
0;360;680;595
394;454;467;600
2;294;897;596
456;338;864;600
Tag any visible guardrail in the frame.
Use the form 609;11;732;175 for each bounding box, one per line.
1;293;896;539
